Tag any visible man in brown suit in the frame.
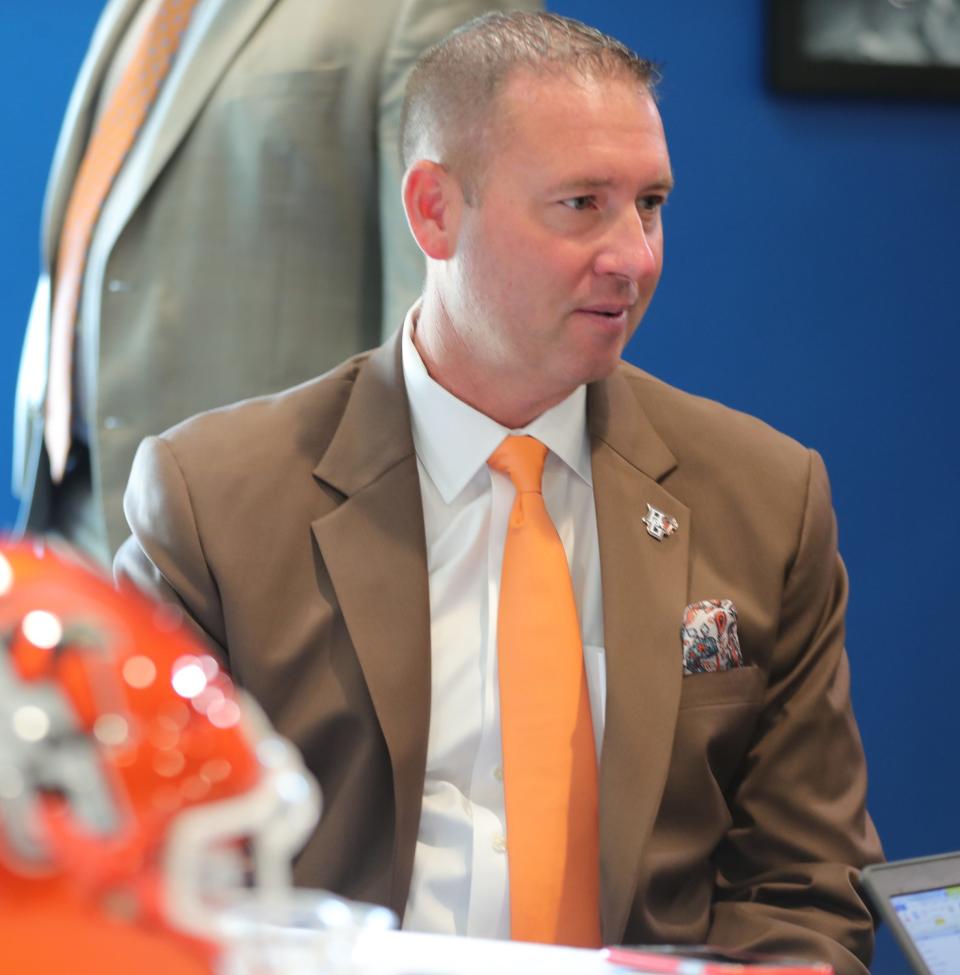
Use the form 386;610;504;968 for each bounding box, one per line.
116;11;883;973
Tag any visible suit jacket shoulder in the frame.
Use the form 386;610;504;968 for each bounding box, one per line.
116;337;429;912
596;362;831;589
158;350;373;483
612;362;816;492
116;337;415;647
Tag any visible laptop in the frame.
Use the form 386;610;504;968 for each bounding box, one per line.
862;852;960;975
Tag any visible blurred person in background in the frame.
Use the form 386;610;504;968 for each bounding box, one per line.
13;0;538;568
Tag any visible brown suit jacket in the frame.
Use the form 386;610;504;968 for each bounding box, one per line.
115;335;882;974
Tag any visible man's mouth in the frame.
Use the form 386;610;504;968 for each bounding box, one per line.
579;304;631;322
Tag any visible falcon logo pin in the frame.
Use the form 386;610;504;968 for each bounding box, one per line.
642;504;679;541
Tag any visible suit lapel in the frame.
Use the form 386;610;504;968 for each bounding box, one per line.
589;369;690;943
310;337;431;914
95;0;281;258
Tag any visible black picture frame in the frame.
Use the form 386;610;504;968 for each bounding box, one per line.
768;0;960;101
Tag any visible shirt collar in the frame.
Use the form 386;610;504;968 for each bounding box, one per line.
401;304;592;504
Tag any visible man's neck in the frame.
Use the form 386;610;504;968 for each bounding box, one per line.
411;306;567;430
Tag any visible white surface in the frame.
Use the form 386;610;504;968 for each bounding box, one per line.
352;930;612;975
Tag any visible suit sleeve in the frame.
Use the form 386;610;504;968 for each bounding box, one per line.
114;435;228;660
375;0;544;342
706;450;883;975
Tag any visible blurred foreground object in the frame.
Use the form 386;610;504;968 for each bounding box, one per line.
0;537;320;973
220;888;396;975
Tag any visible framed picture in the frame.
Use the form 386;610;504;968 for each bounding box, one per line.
768;0;960;99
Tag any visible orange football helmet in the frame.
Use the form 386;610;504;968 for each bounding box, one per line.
0;538;320;974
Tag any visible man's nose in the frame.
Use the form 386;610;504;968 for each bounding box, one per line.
593;208;659;283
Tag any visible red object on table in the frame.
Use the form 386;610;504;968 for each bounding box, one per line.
602;945;834;975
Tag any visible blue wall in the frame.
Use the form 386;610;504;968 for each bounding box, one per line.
0;7;106;524
548;5;960;973
2;4;958;972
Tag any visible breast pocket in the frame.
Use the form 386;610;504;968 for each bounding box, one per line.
653;666;767;855
678;664;765;710
674;665;766;798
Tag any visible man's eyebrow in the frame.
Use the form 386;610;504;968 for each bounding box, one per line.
547;175;676;195
647;175;675;194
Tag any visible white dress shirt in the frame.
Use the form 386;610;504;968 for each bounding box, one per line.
400;308;607;939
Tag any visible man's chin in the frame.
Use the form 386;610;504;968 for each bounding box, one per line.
573;348;628;390
585;326;635;374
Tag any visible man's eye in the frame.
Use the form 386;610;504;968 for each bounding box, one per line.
560;196;595;211
638;195;666;213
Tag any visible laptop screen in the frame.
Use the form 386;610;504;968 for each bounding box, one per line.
892;886;960;975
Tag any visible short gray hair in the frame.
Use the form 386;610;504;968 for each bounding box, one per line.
399;11;660;198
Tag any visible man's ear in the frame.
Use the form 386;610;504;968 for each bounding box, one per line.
402;160;462;260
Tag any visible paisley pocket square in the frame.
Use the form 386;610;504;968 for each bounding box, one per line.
681;599;744;674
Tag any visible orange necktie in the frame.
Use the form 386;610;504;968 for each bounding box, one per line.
44;0;200;483
488;435;601;947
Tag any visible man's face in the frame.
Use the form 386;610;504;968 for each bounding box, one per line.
436;69;672;418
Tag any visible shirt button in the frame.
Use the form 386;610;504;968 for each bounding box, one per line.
492;835;507;853
493;766;504;782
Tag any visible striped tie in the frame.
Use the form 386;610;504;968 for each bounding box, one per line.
44;0;200;482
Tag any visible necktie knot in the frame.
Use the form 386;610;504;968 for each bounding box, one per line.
488;436;547;495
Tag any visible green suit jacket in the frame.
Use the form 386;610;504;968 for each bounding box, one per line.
14;0;537;555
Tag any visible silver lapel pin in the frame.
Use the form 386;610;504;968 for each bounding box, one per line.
642;503;679;541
